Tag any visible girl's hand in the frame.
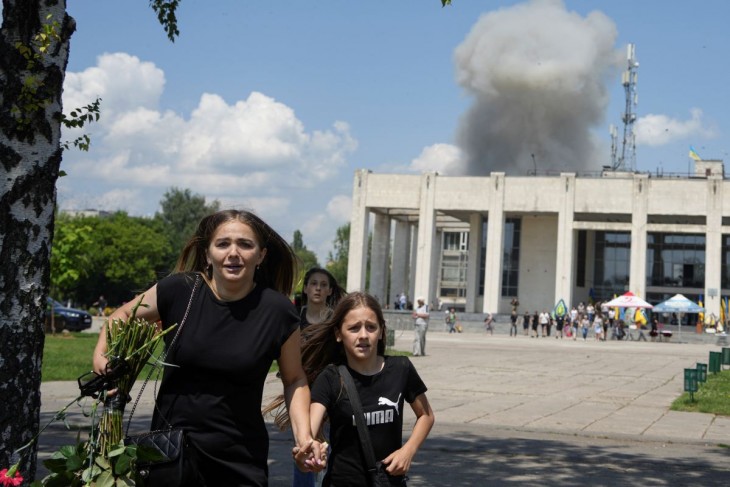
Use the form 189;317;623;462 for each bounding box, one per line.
292;440;327;473
380;446;414;477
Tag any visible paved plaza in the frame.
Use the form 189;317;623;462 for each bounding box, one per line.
38;330;730;485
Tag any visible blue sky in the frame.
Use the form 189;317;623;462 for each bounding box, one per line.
58;0;729;261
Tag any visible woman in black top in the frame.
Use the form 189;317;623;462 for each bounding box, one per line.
93;209;322;485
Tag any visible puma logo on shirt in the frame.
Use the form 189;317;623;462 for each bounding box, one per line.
353;394;401;426
378;393;401;415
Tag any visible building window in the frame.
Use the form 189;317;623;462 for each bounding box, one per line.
722;235;730;289
646;233;705;289
501;218;521;297
593;231;630;301
439;231;469;301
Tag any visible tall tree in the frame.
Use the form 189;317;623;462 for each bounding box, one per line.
49;213;94;304
326;223;350;288
0;1;181;476
291;229;319;291
155;187;220;264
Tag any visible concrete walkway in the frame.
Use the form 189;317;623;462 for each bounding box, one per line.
38;330;730;485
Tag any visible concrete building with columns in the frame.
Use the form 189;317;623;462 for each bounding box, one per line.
346;161;728;321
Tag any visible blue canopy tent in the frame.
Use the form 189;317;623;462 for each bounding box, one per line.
652;294;704;341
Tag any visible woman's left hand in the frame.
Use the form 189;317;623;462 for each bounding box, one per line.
292;439;327;472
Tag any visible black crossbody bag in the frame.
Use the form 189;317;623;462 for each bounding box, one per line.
124;275;202;487
338;365;407;487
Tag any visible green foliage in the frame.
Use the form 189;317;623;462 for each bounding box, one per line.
11;14;62;127
51;212;175;307
671;370;730;416
326;223;350;288
50;214;94;301
61;98;102;152
150;0;182;42
155;187;220;262
291;230;320;291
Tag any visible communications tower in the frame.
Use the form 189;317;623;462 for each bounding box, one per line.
610;43;639;171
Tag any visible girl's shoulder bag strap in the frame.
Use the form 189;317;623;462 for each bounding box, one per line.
337;364;378;478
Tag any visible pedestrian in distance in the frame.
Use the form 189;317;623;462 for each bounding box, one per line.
412;297;429;356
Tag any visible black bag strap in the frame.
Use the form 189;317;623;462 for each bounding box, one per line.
125;274;200;435
338;365;378;478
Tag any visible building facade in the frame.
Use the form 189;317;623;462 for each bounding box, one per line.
346;164;728;320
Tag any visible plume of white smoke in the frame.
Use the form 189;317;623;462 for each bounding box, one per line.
454;0;623;175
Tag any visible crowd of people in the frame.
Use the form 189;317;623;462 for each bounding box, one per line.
500;301;661;342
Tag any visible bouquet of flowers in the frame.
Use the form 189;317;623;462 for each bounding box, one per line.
7;297;177;486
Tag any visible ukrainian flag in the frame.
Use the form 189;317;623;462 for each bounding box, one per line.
689;146;701;161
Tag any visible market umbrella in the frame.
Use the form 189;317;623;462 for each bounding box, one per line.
652;294;704;341
604;291;653;309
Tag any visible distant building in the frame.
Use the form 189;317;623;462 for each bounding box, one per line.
347;160;727;319
60;209;113;218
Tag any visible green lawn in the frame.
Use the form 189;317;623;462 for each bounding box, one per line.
42;333;410;382
42;333;98;381
671;369;730;416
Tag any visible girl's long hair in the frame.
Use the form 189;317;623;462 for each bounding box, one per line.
175;209;297;295
263;292;387;430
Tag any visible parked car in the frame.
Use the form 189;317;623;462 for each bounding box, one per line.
45;298;93;332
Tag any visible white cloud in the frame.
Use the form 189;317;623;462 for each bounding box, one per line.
635;108;715;146
326;195;352;222
59;52;360;263
409;143;465;175
60;52;357;208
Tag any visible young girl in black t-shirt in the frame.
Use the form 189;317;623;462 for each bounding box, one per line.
295;292;435;487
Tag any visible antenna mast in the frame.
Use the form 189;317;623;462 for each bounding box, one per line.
612;43;639;171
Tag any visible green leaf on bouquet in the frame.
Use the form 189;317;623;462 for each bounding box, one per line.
96;470;116;487
114;453;132;475
95;455;111;470
59;445;77;458
43;456;69;473
65;453;84;471
107;443;127;457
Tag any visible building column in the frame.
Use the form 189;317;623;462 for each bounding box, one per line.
413;173;437;305
409;223;418;306
705;176;723;320
347;170;371;292
369;213;391;305
466;213;482;313
555;173;576;307
483;173;505;313
629;174;649;298
431;228;443;310
391;219;411;305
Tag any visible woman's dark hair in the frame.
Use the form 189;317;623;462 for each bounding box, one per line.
175;209;297;295
263;292;387;430
301;267;345;308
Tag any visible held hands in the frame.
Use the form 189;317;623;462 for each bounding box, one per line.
292;439;328;473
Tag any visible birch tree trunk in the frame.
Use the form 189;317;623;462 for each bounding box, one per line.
0;0;74;481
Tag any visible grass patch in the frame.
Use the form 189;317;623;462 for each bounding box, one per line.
43;332;278;381
670;369;730;416
41;334;411;382
42;333;98;381
386;348;412;357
